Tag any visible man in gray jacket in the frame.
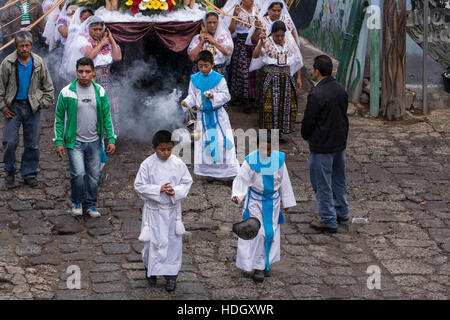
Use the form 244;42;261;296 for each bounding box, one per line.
0;30;54;188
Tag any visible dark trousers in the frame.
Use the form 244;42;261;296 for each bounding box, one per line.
308;150;349;228
2;101;40;179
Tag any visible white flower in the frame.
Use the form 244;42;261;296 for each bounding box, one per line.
142;0;151;2
139;1;148;10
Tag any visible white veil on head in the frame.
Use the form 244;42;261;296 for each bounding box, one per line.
246;0;299;46
59;14;105;83
220;0;264;30
42;0;66;51
204;10;234;63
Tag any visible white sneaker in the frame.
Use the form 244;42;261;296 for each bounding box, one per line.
71;203;83;216
87;207;101;218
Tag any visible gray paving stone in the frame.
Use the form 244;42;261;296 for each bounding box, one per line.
15;244;42;257
102;243;131;255
92;282;126;294
381;259;435;275
90;272;122;283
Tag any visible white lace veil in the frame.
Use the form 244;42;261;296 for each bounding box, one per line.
220;0;240;29
42;0;64;51
59;14;103;83
246;0;299;46
190;11;234;65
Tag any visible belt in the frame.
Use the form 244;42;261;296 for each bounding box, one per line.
15;100;29;105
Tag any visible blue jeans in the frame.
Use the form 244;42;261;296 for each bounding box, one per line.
309;151;349;229
2;101;40;179
67;140;101;209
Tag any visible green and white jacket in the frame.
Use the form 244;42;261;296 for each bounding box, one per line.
54;79;116;149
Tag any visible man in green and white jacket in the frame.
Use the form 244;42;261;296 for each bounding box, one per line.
54;57;116;217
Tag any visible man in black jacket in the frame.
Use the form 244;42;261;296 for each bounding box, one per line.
301;55;349;233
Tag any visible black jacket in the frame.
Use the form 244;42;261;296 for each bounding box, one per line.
301;76;349;154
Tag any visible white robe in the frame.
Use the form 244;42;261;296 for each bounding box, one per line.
232;159;296;272
182;76;239;178
134;154;193;276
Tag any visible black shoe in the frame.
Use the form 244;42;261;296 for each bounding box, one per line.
5;171;15;188
165;279;177;292
264;270;271;277
206;177;215;184
337;216;349;223
253;270;265;282
310;220;337;233
24;177;38;187
147;275;157;286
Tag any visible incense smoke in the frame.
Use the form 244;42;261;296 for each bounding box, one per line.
115;58;187;143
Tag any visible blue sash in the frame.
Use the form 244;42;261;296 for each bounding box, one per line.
243;150;285;271
191;71;233;163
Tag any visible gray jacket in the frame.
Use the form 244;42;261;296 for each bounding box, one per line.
0;51;54;114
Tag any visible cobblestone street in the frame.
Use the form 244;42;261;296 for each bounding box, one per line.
0;36;449;300
0;98;448;300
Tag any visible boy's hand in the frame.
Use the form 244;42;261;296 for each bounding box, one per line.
160;182;171;193
282;208;289;214
181;101;189;109
165;184;175;196
231;196;239;204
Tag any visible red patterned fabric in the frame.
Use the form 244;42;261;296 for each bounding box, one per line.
87;37;111;55
105;21;202;52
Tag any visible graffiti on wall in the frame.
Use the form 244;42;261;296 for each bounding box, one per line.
407;0;450;67
297;0;354;60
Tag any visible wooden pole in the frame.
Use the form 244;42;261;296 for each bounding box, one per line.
370;0;381;117
423;0;429;114
381;0;407;121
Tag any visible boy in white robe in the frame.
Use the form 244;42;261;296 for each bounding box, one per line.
181;50;239;182
232;133;296;282
134;130;193;292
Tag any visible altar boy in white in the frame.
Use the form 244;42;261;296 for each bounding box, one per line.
181;50;239;182
231;133;296;282
134;130;193;292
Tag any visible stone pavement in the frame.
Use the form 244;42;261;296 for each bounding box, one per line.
1;99;448;300
0;40;449;300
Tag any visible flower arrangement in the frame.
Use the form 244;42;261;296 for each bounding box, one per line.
122;0;185;15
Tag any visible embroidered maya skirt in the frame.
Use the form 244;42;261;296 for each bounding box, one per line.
230;33;256;100
258;65;298;134
95;65;120;136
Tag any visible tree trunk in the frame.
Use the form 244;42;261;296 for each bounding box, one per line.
381;0;407;120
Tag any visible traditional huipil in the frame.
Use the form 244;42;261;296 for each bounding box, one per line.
232;150;296;272
250;31;303;134
221;0;261;101
182;71;239;178
134;154;193;277
187;12;234;76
